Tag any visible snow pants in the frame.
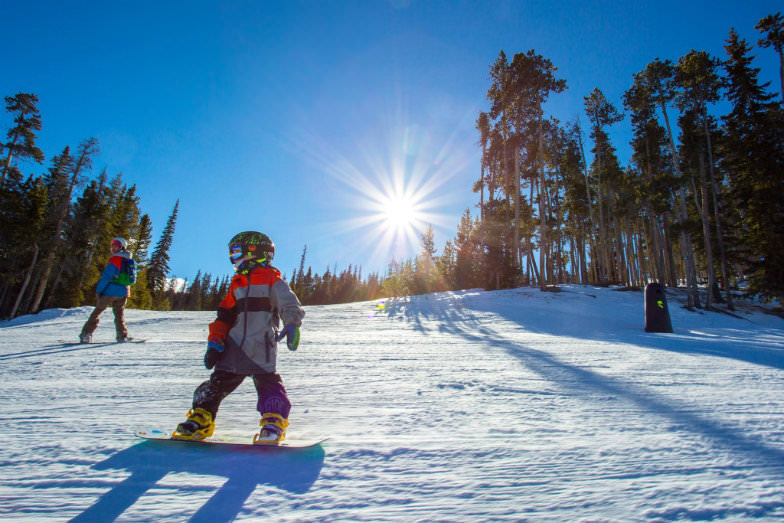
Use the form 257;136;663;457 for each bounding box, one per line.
81;295;128;339
192;369;291;420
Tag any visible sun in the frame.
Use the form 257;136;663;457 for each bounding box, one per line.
381;194;419;231
285;99;475;269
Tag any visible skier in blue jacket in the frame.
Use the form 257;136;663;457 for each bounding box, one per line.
79;237;136;343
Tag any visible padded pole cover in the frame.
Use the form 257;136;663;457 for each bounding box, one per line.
644;283;673;333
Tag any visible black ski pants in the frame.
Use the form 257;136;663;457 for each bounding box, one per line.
191;369;291;420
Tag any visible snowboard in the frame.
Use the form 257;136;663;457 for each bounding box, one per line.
135;429;326;449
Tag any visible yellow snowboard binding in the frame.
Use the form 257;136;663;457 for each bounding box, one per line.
253;413;289;445
173;408;215;441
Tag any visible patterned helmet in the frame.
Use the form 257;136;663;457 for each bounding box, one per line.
112;237;128;250
228;231;275;264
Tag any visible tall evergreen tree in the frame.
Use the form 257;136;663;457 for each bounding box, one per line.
147;200;179;306
637;58;701;307
624;70;679;287
756;12;784;103
584;87;624;284
132;214;153;269
127;212;154;309
721;30;784;300
4;176;47;318
54;175;110;307
29;139;99;313
674;50;728;309
475;112;491;221
1;93;44;189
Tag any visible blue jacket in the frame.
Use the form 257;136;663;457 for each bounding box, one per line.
96;250;133;298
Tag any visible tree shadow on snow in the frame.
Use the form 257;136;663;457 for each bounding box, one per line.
384;291;784;474
474;330;784;472
384;289;784;371
0;342;116;361
67;439;325;523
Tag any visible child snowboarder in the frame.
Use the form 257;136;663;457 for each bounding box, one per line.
79;237;136;343
174;231;305;445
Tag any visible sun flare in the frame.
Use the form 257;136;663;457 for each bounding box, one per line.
381;194;420;231
288;102;475;269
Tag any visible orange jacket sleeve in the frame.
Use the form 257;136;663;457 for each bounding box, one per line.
207;278;239;341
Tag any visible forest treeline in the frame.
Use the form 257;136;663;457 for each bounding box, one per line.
458;17;784;310
1;13;782;318
0;117;182;317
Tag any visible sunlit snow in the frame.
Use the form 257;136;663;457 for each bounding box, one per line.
2;285;784;522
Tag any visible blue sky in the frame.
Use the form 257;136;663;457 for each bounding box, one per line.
2;1;781;284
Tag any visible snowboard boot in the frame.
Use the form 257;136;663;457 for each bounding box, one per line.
253;413;289;445
80;333;92;343
173;408;215;441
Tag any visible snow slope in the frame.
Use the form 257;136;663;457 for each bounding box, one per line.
1;285;784;522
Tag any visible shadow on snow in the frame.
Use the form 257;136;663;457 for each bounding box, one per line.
67;439;325;523
0;343;117;361
384;287;784;371
383;289;784;470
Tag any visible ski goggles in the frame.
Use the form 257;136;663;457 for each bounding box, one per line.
229;245;244;263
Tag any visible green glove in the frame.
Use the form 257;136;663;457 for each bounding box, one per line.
276;324;300;351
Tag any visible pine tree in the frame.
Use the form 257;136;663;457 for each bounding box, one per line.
552;121;590;284
132;214;153;268
475;112;491;221
147;200;179;307
414;225;439;294
756;12;784;103
53;175;109;307
721;30;784;300
126;214;154;310
4;176;47;318
584;87;624;284
29;139;99;313
185;270;202;311
624;71;679;287
1;93;44;190
294;244;308;300
674;50;727;309
636;58;701;307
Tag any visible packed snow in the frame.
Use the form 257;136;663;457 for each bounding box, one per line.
1;285;784;522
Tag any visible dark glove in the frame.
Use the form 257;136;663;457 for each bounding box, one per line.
204;338;224;369
276;324;300;351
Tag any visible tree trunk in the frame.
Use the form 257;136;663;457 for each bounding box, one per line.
513;143;520;275
660;101;699;307
0;140;18;189
576;126;599;284
703;119;733;310
0;280;11;315
480;142;486;221
578;225;588;283
30;250;57;313
635;222;646;286
695;153;715;310
537;110;547;289
10;245;40;319
642;139;665;284
661;214;678;287
778;46;784;105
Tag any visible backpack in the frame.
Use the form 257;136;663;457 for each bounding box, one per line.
111;257;136;286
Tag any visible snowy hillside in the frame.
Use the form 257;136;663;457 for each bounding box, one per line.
2;285;784;522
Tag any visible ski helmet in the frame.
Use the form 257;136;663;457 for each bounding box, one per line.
112;237;128;250
228;231;274;264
